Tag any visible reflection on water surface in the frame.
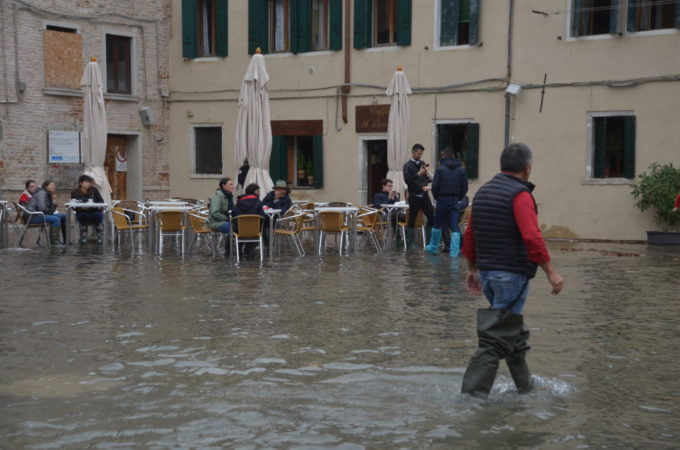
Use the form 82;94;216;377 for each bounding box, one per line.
1;243;678;448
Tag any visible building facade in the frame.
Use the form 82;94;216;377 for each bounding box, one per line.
0;0;171;204
168;0;680;241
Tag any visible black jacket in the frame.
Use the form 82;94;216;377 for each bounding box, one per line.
372;191;399;209
70;187;104;203
403;159;429;195
262;191;292;214
233;194;265;217
472;173;538;278
431;157;468;200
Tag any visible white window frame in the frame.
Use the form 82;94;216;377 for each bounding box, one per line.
101;29;137;96
191;124;224;178
583;110;635;185
567;0;618;41
433;0;475;50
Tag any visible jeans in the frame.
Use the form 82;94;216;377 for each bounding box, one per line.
479;270;529;314
433;196;460;232
29;213;65;229
215;222;230;234
76;211;103;225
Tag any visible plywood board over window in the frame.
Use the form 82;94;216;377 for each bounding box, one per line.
44;30;83;89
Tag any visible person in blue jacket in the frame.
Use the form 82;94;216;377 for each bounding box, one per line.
262;180;292;214
425;147;468;256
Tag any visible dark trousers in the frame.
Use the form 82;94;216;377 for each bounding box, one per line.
407;193;434;228
76;211;103;225
433;196;460;233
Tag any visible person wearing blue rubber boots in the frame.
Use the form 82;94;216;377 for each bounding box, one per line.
425;147;468;256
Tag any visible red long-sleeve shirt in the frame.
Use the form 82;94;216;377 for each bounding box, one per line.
675;193;680;209
462;190;550;265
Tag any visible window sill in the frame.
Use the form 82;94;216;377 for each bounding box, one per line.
43;87;82;97
567;33;616;42
434;44;475;51
190;174;224;179
627;28;679;36
188;56;222;62
104;93;139;102
363;45;401;52
581;178;634;185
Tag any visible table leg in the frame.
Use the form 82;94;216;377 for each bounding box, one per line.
351;212;357;253
268;214;275;260
65;207;72;246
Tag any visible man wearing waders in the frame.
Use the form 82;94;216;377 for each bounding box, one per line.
403;143;434;248
460;143;563;398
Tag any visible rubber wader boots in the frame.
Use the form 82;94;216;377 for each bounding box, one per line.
79;224;89;244
461;309;532;398
449;232;461;257
95;223;104;244
50;226;65;248
425;228;442;254
404;228;415;249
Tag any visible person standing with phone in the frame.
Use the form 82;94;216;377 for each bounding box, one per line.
403;144;434;249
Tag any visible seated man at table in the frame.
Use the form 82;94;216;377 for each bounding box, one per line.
233;183;268;255
372;178;400;209
70;174;105;244
262;180;292;214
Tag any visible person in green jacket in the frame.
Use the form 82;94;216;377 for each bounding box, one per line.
209;177;235;234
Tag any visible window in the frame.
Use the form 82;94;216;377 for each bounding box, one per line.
46;25;77;33
270;0;291;52
248;0;342;54
270;134;324;188
591;115;635;179
194;126;223;175
182;0;228;58
439;0;480;47
354;0;411;49
436;122;479;179
43;24;82;90
105;34;132;95
627;0;679;32
571;0;619;37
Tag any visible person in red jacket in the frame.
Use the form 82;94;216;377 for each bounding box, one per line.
673;193;680;212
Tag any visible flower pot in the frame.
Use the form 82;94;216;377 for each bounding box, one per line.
307;175;314;186
647;231;680;245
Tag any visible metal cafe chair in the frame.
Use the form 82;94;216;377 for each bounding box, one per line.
157;210;186;254
397;209;427;250
187;211;217;256
111;206;149;251
13;202;50;250
317;211;349;256
356;209;382;253
232;214;264;263
274;212;306;257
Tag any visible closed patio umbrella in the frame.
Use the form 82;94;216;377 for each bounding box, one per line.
235;48;273;197
80;57;112;204
386;66;412;198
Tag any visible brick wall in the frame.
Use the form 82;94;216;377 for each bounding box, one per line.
0;0;171;204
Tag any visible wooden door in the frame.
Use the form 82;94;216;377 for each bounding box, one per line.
105;135;127;200
366;140;388;205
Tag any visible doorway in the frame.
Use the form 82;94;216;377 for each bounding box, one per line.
366;139;387;205
105;135;128;200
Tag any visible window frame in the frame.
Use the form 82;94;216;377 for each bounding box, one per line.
102;31;135;96
627;0;680;34
271;132;323;189
310;0;331;51
270;0;292;53
433;119;479;180
373;0;398;46
435;0;480;49
182;0;228;59
191;124;224;178
197;0;218;57
354;0;411;50
584;111;636;184
43;20;80;34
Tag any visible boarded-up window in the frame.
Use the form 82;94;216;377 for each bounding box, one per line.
43;29;83;90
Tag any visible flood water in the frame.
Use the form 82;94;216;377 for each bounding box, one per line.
1;242;678;449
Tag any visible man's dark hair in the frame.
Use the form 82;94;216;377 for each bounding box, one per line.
500;143;532;173
24;179;36;189
412;143;424;152
245;183;260;195
441;147;454;158
381;178;393;187
218;177;231;188
78;174;94;184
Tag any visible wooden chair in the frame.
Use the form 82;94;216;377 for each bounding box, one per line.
397;209;426;250
13;202;50;249
111;206;148;251
187;211;217;256
318;211;349;256
356;209;382;253
233;214;264;262
274;212;306;257
157;210;186;254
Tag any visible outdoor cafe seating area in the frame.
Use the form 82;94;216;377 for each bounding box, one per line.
0;197;467;261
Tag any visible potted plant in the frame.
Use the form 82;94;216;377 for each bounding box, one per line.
631;163;680;245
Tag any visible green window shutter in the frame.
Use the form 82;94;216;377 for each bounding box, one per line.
465;123;479;179
292;0;311;53
215;0;229;57
675;0;680;28
571;0;582;37
469;0;480;44
609;0;620;34
623;116;636;179
436;124;452;155
312;135;324;188
440;0;457;46
329;0;343;50
593;117;606;178
182;0;197;59
248;0;269;54
354;0;371;49
627;0;638;32
270;136;288;182
396;0;412;46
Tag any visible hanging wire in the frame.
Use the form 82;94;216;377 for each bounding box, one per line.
535;0;677;16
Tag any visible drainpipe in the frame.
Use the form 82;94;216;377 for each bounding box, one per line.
504;0;514;146
341;0;351;123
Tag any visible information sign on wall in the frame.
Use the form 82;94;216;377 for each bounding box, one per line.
48;130;81;163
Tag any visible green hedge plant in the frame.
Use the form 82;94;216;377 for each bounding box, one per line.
631;163;680;230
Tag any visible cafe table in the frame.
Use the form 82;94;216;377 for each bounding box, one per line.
142;204;195;252
380;203;409;248
64;201;110;246
314;206;359;253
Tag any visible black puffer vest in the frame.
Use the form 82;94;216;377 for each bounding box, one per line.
472;173;538;278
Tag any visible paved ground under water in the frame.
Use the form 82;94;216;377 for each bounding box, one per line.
0;241;678;449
